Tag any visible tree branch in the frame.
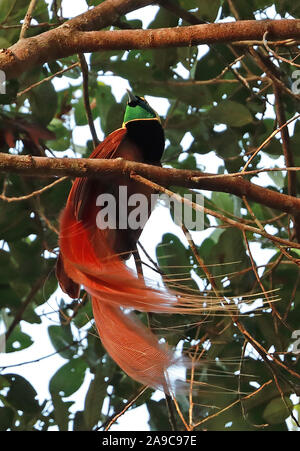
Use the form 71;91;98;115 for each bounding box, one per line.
0;0;156;79
249;46;300;241
1;19;300;79
19;0;38;40
78;53;99;148
1;152;300;219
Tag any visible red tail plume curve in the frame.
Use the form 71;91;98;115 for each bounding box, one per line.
56;129;270;391
56;129;188;391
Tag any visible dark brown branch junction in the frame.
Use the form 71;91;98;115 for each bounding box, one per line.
0;152;300;219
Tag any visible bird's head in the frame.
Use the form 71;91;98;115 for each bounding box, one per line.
123;90;161;126
122;90;164;162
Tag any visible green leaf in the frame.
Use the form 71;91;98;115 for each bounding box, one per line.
267;169;285;189
0;250;15;284
46;118;71;152
32;0;49;22
0;37;11;48
0;202;36;242
177;46;198;71
73;410;88;431
74;96;87;126
167;184;204;231
147;399;171;431
203;228;255;293
0;79;19;105
211;191;234;217
51;392;73;431
82;332;105;371
83;369;107;429
90;50;125;72
95;83;115;134
0;375;10;390
74;95;97;126
49;358;87;397
48;324;77;360
73;301;93;329
197;0;220;21
29;81;58;126
6;325;33;352
263;396;293;425
133;80;212;108
209;100;253;127
8;239;43;285
0;407;14;431
156;233;199;292
0;284;21;309
3;374;40;414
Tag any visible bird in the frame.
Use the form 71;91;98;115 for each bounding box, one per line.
56;90;192;392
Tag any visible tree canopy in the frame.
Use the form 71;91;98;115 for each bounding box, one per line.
0;0;300;431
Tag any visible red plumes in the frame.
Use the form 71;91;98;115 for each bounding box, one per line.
92;301;174;389
57;128;184;391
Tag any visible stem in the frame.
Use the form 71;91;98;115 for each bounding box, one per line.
19;0;38;40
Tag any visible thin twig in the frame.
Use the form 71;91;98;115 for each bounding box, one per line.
241;114;300;172
273;82;300;242
17;62;80;98
5;274;49;340
227;0;240;21
0;176;67;203
249;46;300;101
130;173;300;251
78;53;99;148
0;340;81;370
0;21;62;30
19;0;38;40
242;229;289;329
103;385;149;431
263;31;300;69
193;380;273;429
0;0;17;25
273;87;296;198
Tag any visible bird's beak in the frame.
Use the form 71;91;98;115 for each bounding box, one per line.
126;89;138;104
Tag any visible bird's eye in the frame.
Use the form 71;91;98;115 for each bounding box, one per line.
128;98;139;107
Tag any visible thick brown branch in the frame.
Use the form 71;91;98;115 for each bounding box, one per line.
1;19;300;79
1;153;300;219
0;0;156;79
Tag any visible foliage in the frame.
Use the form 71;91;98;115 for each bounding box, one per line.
0;0;300;431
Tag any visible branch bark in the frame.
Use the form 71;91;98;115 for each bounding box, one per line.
1;152;300;219
1;18;300;79
0;0;156;79
249;47;300;241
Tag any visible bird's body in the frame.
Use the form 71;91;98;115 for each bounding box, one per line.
56;93;183;390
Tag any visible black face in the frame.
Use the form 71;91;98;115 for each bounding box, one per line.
127;95;141;107
125;120;165;164
124;90;164;163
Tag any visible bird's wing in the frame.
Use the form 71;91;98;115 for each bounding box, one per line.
70;127;127;221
